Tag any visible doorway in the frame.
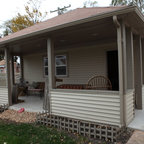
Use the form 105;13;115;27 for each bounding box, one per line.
107;50;119;91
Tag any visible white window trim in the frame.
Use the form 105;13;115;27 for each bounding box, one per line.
43;55;68;77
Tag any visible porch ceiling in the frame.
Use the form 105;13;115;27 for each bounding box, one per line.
2;10;144;56
8;17;117;55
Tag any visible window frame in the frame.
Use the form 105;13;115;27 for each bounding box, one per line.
43;54;68;77
55;54;68;77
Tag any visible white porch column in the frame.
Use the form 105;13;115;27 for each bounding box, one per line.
5;47;12;106
44;38;55;112
47;38;55;90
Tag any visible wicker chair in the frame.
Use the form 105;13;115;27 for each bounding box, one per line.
86;75;112;90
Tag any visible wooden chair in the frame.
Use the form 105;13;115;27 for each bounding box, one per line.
86;75;112;90
28;82;45;98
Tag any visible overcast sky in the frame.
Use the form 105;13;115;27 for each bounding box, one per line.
0;0;111;34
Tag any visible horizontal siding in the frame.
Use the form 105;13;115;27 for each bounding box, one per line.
125;90;134;126
0;87;8;105
51;90;121;126
23;53;45;83
57;45;116;85
23;45;116;85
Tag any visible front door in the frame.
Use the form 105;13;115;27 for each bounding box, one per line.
107;51;119;91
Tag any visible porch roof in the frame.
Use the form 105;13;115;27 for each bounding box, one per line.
0;5;142;47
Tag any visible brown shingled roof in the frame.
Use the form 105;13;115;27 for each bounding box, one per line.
0;6;130;44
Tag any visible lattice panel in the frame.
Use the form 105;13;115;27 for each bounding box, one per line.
36;111;124;143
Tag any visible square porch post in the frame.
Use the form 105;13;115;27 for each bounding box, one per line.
125;28;134;90
133;35;143;109
5;47;12;106
117;24;125;126
114;16;135;126
113;16;126;126
44;38;55;112
47;38;55;90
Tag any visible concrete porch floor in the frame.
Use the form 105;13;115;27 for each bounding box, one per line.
10;96;44;113
128;110;144;131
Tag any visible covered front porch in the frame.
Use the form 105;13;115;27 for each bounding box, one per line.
10;96;43;113
1;8;144;128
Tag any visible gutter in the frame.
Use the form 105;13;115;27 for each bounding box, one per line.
0;6;137;47
113;16;120;28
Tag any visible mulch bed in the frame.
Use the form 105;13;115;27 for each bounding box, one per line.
117;128;134;144
0;109;36;123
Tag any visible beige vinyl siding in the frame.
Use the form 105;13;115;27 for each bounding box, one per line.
142;85;144;110
51;90;121;126
125;90;134;125
0;87;8;105
23;53;45;83
56;45;117;85
23;44;116;85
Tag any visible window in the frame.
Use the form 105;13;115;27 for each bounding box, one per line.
44;57;48;76
55;55;67;76
44;55;67;77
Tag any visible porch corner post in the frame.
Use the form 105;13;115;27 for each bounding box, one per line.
5;47;12;106
122;23;127;93
134;35;143;109
126;28;134;89
113;16;125;126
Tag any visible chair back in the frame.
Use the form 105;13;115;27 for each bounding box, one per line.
87;75;112;90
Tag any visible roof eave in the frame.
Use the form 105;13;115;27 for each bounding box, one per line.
0;6;138;47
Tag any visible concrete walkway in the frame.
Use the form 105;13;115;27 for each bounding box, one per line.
127;130;144;144
10;96;44;112
128;110;144;131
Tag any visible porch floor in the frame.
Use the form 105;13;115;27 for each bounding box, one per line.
128;110;144;131
9;96;44;113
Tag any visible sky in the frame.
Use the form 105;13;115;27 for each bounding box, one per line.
0;0;111;34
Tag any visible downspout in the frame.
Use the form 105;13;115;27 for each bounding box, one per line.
113;16;125;126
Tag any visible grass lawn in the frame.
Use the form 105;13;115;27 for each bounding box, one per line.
0;120;89;144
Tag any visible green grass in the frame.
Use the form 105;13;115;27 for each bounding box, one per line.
0;121;89;144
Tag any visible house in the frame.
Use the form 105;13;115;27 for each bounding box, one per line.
0;59;20;74
0;5;144;128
